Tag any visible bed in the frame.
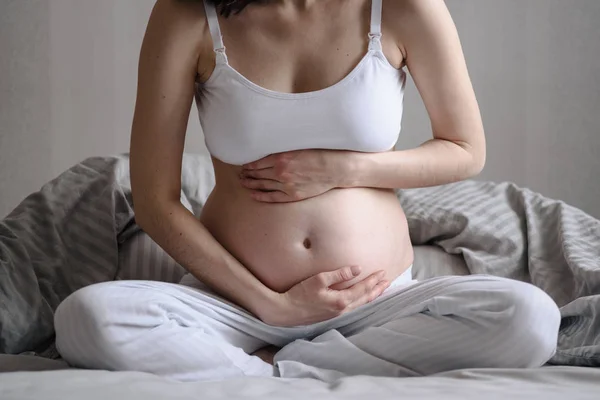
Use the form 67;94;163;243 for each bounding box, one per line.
1;154;599;399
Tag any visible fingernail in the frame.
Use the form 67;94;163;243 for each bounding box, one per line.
351;266;361;276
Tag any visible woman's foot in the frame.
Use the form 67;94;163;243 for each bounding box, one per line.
252;345;281;365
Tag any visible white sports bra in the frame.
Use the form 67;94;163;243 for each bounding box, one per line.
195;0;406;166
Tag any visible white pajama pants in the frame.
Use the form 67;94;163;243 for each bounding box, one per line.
54;268;561;382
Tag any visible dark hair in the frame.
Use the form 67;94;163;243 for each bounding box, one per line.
205;0;262;17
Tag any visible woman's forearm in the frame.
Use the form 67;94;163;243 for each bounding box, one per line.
344;138;485;190
135;200;277;317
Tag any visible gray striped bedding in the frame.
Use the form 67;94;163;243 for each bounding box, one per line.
0;154;598;366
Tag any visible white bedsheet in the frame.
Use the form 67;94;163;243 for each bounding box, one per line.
0;367;597;400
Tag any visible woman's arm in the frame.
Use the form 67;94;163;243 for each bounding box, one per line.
343;0;486;189
130;0;276;317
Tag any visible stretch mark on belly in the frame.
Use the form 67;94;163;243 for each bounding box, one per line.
303;238;312;249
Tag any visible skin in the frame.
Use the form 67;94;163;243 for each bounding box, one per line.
129;0;485;340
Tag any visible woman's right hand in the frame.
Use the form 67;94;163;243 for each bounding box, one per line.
259;266;390;327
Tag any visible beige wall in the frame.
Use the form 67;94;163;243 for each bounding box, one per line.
1;0;599;218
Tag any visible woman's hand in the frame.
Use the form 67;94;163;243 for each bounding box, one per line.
239;150;353;203
258;266;390;327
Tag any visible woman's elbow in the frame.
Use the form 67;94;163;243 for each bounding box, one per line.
130;189;175;231
130;195;156;231
456;134;486;179
468;141;486;177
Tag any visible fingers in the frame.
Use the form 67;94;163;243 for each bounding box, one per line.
347;280;390;310
243;151;297;171
314;266;362;288
250;190;294;203
240;169;277;181
242;154;277;170
335;270;389;310
240;177;282;191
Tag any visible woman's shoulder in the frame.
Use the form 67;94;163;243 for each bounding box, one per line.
148;0;208;39
383;0;453;49
143;0;212;64
385;0;446;14
384;0;450;28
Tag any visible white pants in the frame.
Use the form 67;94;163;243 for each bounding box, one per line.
54;269;561;382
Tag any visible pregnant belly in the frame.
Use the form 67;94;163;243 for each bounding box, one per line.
200;161;414;293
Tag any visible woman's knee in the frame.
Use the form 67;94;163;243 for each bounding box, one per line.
481;278;561;367
54;281;245;378
54;282;140;370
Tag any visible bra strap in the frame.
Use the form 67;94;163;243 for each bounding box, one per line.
203;0;229;64
368;0;383;51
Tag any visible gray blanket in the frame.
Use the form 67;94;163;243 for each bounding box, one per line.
1;154;598;366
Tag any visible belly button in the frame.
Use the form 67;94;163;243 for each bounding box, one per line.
303;238;312;250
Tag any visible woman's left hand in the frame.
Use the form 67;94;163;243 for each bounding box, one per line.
239;150;352;203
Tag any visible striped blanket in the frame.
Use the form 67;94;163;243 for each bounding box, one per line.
1;154;599;366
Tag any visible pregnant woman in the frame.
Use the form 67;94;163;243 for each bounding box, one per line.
55;0;560;380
